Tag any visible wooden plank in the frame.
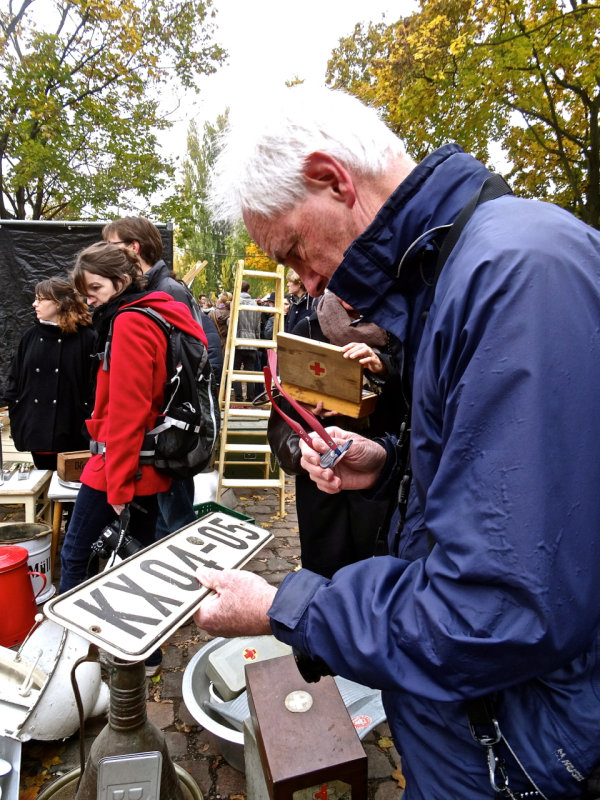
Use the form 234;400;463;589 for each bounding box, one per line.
282;384;378;419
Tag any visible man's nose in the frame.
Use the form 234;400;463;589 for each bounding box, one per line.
303;271;326;297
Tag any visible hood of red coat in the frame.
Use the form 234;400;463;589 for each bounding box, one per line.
121;291;208;346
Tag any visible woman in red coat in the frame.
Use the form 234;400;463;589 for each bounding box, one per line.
59;242;206;596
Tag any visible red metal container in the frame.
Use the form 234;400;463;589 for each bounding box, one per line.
0;545;46;647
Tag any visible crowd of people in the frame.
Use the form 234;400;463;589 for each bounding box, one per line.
5;82;600;799
5;219;218;675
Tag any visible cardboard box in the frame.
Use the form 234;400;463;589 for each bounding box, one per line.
276;332;377;418
57;450;91;482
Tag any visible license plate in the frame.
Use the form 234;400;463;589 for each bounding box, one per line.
44;512;273;661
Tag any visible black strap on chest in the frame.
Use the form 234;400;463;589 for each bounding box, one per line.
393;172;512;553
432;172;512;291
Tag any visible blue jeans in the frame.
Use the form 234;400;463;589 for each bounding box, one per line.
59;484;158;593
155;477;196;539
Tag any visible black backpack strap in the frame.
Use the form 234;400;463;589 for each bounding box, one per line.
391;174;512;554
103;305;172;370
433;173;512;291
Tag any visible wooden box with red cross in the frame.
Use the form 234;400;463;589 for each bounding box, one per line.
276;332;378;418
245;653;368;799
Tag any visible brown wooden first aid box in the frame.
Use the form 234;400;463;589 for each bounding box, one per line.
245;654;368;799
57;450;90;482
276;332;377;418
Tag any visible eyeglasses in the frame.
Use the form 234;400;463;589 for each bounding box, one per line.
107;240;128;245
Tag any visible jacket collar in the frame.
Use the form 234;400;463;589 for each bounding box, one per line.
328;144;491;338
144;259;169;290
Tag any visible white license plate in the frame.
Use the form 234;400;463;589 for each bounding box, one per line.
44;512;273;661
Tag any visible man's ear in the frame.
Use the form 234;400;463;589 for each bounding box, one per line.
130;240;141;255
302;152;356;207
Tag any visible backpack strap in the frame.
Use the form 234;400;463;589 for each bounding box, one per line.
392;174;513;553
432;173;512;291
102;305;172;371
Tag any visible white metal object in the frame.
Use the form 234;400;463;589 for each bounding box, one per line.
284;690;313;713
44;512;273;661
0;523;54;602
0;619;109;741
0;737;20;800
182;637;246;771
97;751;162;800
206;635;292;701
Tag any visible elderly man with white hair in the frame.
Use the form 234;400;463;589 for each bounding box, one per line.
194;86;600;800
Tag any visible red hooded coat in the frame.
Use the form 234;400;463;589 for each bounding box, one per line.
82;292;207;505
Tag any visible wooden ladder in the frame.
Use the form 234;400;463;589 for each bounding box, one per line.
216;261;287;516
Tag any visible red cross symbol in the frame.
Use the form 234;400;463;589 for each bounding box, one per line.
309;361;325;377
243;648;257;661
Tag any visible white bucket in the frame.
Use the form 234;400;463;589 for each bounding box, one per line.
0;523;53;603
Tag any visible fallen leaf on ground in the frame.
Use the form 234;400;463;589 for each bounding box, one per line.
392;763;406;789
378;736;394;749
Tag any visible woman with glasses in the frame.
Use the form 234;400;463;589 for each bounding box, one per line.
5;276;97;470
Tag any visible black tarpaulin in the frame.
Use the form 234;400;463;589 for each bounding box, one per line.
0;221;173;402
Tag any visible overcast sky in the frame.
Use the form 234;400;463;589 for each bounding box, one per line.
160;0;417;161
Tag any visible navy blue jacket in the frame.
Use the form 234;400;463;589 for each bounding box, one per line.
268;145;600;799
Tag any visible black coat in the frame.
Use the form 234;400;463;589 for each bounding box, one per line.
5;321;97;453
269;308;403;577
285;293;314;334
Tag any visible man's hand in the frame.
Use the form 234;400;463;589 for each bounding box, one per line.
194;569;276;637
299;426;387;493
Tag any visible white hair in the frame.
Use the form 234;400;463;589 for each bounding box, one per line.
208;85;405;223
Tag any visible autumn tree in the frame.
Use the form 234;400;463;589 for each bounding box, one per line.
327;0;600;228
0;0;225;219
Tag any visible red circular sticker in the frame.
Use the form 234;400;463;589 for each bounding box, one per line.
352;714;371;730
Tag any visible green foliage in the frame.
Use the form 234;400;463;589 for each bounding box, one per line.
155;114;258;297
327;0;600;228
0;0;225;219
156;114;230;296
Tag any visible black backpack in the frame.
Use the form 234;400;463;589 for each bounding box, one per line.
104;306;220;479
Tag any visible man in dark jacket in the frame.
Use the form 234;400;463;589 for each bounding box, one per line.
284;269;313;333
194;87;600;799
103;217;222;541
